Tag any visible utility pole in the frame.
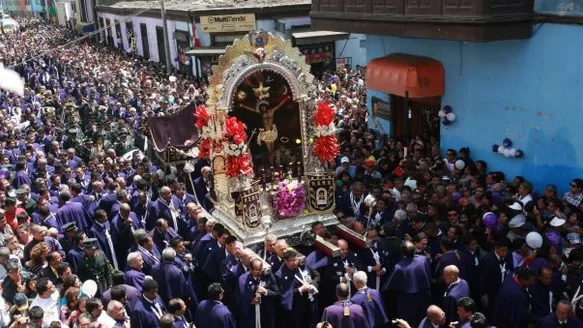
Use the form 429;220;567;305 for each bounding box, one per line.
160;0;171;74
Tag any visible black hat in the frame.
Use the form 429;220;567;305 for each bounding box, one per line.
83;238;98;249
62;222;77;233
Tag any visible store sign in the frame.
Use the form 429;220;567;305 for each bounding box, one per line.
200;14;256;33
300;45;333;65
371;96;392;120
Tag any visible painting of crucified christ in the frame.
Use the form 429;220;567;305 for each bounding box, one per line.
231;70;303;170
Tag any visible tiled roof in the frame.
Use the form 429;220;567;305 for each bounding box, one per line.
104;0;310;11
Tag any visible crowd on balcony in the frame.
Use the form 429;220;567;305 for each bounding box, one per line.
0;16;579;328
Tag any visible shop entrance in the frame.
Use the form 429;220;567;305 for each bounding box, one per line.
298;43;335;79
390;96;441;144
365;53;445;146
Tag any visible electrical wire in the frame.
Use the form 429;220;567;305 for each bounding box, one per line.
6;7;152;69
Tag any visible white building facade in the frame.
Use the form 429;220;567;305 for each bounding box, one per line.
96;6;366;77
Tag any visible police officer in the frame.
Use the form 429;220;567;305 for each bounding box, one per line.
58;222;78;254
78;238;113;297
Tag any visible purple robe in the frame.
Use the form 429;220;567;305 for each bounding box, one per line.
357;241;392;289
13;170;31;189
147;199;180;231
149;227;179;254
350;288;388;328
194;300;236;328
130;296;166;328
125;268;145;291
136;246;160;275
66;246;83;273
321;302;370;328
89;222;117;266
434;249;465;280
275;264;320;328
55;201;90;232
443;279;470;323
236;272;280;328
150;261;190;304
101;284;140;309
203;247;228;283
111;212;144;270
305;249;330;271
493;277;536;328
382;255;432;327
267;253;283;273
97;192;118;218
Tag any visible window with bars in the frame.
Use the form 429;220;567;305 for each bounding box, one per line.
211;33;246;47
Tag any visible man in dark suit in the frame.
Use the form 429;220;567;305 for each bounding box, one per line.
275;248;321;328
478;238;513;316
97;181;119;219
539;300;583;327
194;283;236;328
494;266;539;328
442;265;470;324
40;251;63;285
236;257;280;328
417;305;446;328
131;278;167;328
203;235;237;284
193;166;212;211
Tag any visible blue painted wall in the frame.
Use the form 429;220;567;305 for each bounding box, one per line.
30;0;45;14
366;24;583;193
536;0;583;16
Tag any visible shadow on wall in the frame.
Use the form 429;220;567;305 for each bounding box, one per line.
521;128;583;195
442;128;583;195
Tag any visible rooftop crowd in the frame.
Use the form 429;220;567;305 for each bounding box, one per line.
0;17;579;328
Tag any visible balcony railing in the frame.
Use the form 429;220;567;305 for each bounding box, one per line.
310;0;535;41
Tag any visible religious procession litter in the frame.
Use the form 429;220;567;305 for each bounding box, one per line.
0;16;581;328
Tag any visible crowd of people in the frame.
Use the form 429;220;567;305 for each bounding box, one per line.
0;16;581;328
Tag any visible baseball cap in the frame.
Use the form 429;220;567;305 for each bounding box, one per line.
550;216;566;227
13;293;28;312
340;156;350;164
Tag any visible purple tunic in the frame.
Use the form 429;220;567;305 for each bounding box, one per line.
194;300;236;328
321;302;370;328
350;287;388;328
443;279;470;323
382;255;432;327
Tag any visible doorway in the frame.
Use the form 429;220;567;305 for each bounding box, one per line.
140;23;149;59
156;26;166;66
390;95;441;144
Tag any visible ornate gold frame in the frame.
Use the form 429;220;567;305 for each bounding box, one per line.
201;31;337;245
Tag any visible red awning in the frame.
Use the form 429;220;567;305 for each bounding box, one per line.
365;53;445;98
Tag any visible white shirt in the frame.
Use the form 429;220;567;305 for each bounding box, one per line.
30;289;60;327
97;312;117;328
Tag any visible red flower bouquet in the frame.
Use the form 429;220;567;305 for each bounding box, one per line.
313;135;339;163
313;102;339;163
223;117;252;178
194;105;209;130
194;105;212;159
